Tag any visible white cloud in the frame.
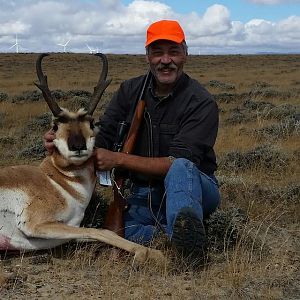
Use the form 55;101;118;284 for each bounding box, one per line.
0;21;31;35
0;0;299;54
105;0;173;34
184;4;232;37
245;19;275;34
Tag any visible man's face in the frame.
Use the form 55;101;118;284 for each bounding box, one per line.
146;40;187;88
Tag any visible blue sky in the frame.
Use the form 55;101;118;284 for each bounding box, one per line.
0;0;299;54
121;0;300;22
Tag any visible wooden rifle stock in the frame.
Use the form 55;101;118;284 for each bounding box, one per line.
103;73;150;237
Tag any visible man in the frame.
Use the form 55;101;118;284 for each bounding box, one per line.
45;20;220;258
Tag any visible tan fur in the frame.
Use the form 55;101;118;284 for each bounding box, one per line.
0;109;165;264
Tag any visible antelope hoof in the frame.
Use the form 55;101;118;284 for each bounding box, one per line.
134;248;165;265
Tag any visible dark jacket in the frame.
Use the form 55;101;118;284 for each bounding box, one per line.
95;72;219;181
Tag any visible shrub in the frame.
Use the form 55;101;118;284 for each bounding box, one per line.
249;86;292;99
0;91;8;102
250;81;272;89
243;99;275;111
224;110;245;125
52;89;67;100
20;113;52;140
255;116;300;140
206;207;248;251
218;175;299;205
67;96;89;111
213;92;237;103
18;141;45;160
207;80;235;91
267;104;300;120
11;90;42;102
283;184;300;204
224;108;254;125
219;144;289;171
26;113;52;131
0;136;15;145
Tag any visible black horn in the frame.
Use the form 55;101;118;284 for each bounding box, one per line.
87;53;111;116
34;53;62;117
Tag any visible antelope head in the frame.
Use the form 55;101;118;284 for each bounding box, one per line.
35;53;111;166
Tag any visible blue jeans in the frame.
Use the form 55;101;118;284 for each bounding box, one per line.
124;158;220;245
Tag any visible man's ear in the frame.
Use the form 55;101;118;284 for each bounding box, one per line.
145;55;150;63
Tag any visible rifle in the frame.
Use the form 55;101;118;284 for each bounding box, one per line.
103;71;151;237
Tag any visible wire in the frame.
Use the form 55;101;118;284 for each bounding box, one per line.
147;186;167;234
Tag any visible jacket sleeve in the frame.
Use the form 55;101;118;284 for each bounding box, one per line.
168;96;219;168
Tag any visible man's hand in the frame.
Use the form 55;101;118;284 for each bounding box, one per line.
94;148;172;176
94;148;120;171
44;129;56;155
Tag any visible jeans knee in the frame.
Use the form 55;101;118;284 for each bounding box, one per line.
168;158;192;173
165;158;194;186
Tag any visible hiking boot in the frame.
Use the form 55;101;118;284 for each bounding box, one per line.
171;207;207;258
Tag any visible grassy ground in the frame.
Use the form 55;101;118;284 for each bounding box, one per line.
0;53;299;299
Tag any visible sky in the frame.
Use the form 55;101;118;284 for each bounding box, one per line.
0;0;299;54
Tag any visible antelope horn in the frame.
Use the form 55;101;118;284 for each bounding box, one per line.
34;53;62;117
87;53;111;116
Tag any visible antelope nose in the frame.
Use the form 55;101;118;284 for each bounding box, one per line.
68;134;87;151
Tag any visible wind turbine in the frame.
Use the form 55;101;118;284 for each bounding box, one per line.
86;44;96;54
57;39;70;53
9;34;19;53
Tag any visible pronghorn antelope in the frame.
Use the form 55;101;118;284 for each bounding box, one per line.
0;53;164;264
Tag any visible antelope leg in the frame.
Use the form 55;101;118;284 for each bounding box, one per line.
27;223;165;263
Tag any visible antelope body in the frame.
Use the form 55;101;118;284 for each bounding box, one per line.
0;54;164;263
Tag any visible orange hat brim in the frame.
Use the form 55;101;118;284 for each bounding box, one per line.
145;34;184;47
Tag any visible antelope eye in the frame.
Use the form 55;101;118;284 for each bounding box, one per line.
52;124;58;131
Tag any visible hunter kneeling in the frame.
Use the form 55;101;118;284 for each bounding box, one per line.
45;20;220;260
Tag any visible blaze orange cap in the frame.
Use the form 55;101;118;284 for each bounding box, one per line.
145;20;185;47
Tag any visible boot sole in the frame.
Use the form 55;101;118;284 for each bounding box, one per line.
171;207;207;258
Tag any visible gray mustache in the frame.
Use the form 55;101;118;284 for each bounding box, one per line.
157;64;177;71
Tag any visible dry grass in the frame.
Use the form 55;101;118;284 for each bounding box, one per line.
0;53;299;299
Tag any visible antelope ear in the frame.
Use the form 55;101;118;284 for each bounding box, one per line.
90;120;99;139
89;119;95;130
51;117;59;131
52;123;58;132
